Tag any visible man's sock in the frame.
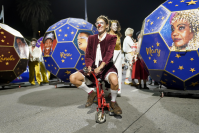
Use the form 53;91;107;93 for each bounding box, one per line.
111;89;118;102
78;82;93;94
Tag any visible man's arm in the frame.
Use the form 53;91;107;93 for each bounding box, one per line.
85;36;94;67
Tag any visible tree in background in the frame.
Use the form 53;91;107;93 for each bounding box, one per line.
16;0;51;38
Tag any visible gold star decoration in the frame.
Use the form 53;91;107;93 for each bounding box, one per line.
7;43;9;44
6;62;9;65
54;67;57;70
58;34;60;36
77;26;79;27
172;80;176;83
62;39;64;40
1;31;4;34
52;26;56;29
3;36;6;38
48;64;50;67
82;63;85;65
52;64;53;66
160;80;167;85
65;49;67;52
180;0;185;2
82;22;87;24
8;51;10;54
175;4;178;6
186;0;197;5
170;60;174;64
65;34;68;37
168;1;173;4
157;75;160;77
67;27;69;29
147;19;150;22
1;54;4;57
81;58;84;60
172;70;175;73
164;74;167;76
152;29;154;31
45;60;47;62
175;54;181;58
1;39;5;42
66;78;69;80
190;68;196;73
152;45;154;48
157;17;160;19
156;42;160;47
61;59;65;63
59;29;62;32
65;70;71;75
161;17;165;20
71;31;74;34
153;59;157;63
149;57;151;60
178;66;184;70
71;58;72;60
190;58;194;61
190;81;198;86
150;22;154;25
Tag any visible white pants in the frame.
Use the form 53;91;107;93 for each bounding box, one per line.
125;53;133;79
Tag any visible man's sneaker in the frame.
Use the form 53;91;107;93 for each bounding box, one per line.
85;91;97;107
110;101;122;115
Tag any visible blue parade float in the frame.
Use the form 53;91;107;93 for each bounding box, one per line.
41;18;98;84
139;0;199;91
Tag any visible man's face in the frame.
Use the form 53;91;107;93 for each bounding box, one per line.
44;38;53;55
77;33;89;52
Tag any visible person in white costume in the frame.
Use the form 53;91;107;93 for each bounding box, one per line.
122;28;137;85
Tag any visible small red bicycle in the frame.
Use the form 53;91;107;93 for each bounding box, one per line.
83;67;113;123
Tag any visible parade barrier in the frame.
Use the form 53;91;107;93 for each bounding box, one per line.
0;23;29;86
41;18;98;85
139;0;199;91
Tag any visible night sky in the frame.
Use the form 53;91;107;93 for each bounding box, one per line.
0;0;166;40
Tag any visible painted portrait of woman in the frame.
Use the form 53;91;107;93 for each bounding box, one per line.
170;10;199;51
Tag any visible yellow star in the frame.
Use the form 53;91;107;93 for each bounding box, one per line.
1;39;5;42
8;51;10;54
190;58;194;61
65;49;67;52
168;1;173;4
157;75;160;77
160;80;167;85
66;78;69;80
161;17;165;20
186;0;197;5
156;42;160;47
81;58;84;60
77;26;79;27
153;59;157;63
1;54;4;57
54;67;57;70
71;58;72;60
71;31;74;34
6;62;9;65
157;17;160;19
180;0;185;2
164;74;167;76
190;68;196;72
175;4;178;6
59;29;62;32
170;60;174;64
178;66;184;70
7;43;9;44
149;57;151;60
48;64;50;67
3;36;6;38
1;31;4;34
62;39;64;40
52;64;53;66
52;26;56;29
82;22;87;24
152;29;154;31
65;70;71;75
45;60;47;62
65;34;68;37
172;80;176;83
152;45;154;48
172;70;175;73
61;59;65;63
190;82;198;86
58;34;60;36
82;63;85;65
67;27;69;29
175;54;181;58
147;19;150;22
150;22;154;25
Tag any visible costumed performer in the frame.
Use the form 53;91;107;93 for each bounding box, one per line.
70;15;122;115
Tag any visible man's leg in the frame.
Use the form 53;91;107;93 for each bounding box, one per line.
34;61;43;85
108;73;122;115
28;61;35;85
70;72;96;107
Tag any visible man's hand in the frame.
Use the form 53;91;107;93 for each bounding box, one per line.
87;66;92;76
94;67;101;74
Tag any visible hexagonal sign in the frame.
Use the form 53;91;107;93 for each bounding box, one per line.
140;0;199;90
41;18;98;82
0;23;29;84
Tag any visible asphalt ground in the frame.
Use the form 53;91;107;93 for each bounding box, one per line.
0;73;199;133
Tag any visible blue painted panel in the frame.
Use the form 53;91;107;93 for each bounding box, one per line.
185;74;199;90
92;25;98;35
140;33;170;70
144;6;170;34
76;55;86;70
165;51;199;80
68;18;93;30
57;69;77;83
46;18;69;32
163;0;199;12
52;42;80;68
43;57;59;76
